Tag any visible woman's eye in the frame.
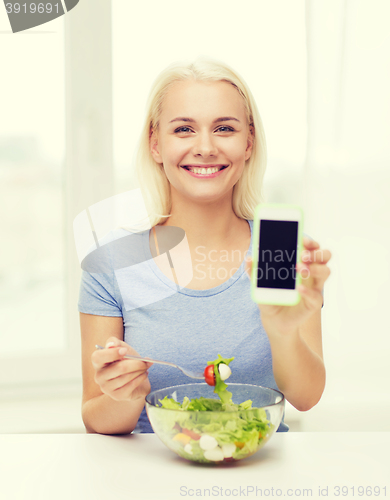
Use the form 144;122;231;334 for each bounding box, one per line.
174;126;234;134
216;126;234;132
174;127;192;133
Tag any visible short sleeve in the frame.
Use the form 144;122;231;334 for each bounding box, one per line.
78;269;122;317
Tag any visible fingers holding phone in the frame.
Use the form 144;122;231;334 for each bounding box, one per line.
247;205;332;332
297;237;331;304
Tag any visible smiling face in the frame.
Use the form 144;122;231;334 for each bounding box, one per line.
150;80;254;206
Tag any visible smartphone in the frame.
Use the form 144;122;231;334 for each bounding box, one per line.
251;203;304;306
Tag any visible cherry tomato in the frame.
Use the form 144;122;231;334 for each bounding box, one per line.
204;365;216;386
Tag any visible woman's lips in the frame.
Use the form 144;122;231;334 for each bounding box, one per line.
180;165;229;179
181;164;227;169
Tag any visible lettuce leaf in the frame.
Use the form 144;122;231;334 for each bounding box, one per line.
207;354;234;406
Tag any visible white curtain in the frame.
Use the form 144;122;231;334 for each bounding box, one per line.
304;0;390;172
301;0;390;430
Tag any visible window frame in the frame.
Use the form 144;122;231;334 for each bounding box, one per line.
0;0;114;397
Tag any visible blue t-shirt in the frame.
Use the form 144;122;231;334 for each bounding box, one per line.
78;219;290;432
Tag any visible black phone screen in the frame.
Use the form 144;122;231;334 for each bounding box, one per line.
257;219;298;289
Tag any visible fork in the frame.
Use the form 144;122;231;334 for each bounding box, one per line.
95;345;204;380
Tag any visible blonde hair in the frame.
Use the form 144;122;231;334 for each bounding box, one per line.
134;57;267;228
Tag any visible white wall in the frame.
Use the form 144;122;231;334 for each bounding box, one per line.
1;0;389;433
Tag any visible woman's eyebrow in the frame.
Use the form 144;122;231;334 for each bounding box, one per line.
169;116;240;124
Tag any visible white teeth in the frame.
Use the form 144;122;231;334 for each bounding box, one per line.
186;166;224;174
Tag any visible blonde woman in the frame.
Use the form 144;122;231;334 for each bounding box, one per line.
79;58;331;435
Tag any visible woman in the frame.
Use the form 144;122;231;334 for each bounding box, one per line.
79;58;331;435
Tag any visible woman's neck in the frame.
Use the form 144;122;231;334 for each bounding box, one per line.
161;193;245;250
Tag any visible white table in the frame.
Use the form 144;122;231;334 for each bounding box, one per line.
0;433;389;500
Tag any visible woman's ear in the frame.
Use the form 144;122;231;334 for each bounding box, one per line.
245;125;255;161
150;128;163;164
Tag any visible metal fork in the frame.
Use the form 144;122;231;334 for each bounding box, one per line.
95;345;204;380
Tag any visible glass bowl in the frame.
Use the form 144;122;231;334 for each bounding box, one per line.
145;383;285;464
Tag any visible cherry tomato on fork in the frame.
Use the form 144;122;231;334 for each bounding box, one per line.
204;365;216;386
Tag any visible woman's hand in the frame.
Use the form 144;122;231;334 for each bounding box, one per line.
246;237;332;336
91;337;153;402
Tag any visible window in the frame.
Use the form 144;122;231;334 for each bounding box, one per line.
0;20;66;359
0;1;113;400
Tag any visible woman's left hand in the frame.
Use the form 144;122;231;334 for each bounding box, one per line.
245;237;332;336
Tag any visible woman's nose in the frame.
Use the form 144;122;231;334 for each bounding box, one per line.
191;132;218;157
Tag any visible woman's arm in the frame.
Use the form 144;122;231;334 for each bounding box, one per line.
246;237;331;411
263;309;325;411
80;313;151;435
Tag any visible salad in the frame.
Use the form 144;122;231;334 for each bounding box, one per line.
155;355;274;463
